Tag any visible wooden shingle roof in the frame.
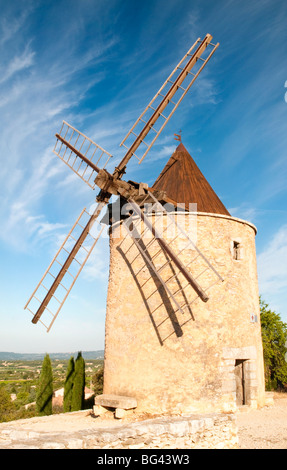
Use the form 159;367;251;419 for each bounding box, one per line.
151;143;230;216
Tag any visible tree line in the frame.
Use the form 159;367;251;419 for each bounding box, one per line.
36;351;86;416
0;352;103;422
36;351;103;416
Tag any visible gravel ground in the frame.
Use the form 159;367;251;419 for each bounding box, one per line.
236;393;287;449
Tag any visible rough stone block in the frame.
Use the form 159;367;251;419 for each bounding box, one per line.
93;404;109;416
264;392;274;407
115;408;125;419
95;394;137;410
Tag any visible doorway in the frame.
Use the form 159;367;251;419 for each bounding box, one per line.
235;359;246;406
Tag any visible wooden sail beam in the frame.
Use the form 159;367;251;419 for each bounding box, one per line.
31;202;106;325
127;198;209;302
55;133;102;174
26;34;220;332
116;34;218;175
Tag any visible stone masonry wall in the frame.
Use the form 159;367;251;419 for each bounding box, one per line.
104;212;265;414
0;412;238;449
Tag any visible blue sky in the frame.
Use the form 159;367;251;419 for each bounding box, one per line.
0;0;286;353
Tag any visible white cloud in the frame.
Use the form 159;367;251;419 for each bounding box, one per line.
82;257;109;282
257;224;287;295
25;215;67;237
0;17;118;253
228;205;257;224
192;77;221;106
0;7;34;47
0;45;35;84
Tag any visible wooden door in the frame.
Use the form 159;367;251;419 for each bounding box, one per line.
235;359;246;406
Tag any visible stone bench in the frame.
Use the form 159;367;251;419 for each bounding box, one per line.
93;394;137;419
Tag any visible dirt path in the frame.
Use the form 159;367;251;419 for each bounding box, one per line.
237;393;287;449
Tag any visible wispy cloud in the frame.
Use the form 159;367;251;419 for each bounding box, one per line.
25;215;67;237
0;44;35;85
0;7;118;253
0;6;34;47
82;245;109;282
227;204;258;224
257;224;287;296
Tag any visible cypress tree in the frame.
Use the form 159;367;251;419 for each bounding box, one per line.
63;356;75;412
36;354;53;416
71;352;85;411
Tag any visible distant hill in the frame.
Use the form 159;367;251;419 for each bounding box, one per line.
0;351;104;361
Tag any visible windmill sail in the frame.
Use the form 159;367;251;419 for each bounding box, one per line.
54;121;113;189
118;34;219;172
26;34;221;333
121;191;223;316
24;202;106;331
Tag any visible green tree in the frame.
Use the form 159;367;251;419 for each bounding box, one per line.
15;391;30;408
63;356;75;412
36;354;53;416
92;366;104;396
0;385;16;422
71;352;85;411
260;297;287;390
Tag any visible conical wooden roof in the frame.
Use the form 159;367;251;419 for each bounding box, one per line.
152;142;230;216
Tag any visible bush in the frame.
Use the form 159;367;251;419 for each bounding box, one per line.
0;385;16;422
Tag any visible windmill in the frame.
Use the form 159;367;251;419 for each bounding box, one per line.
25;34;224;333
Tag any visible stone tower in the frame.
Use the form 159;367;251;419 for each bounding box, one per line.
103;142;266;414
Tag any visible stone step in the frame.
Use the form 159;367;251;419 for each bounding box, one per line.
94;394;137;410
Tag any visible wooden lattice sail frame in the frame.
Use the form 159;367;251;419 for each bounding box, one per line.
25;34;222;332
